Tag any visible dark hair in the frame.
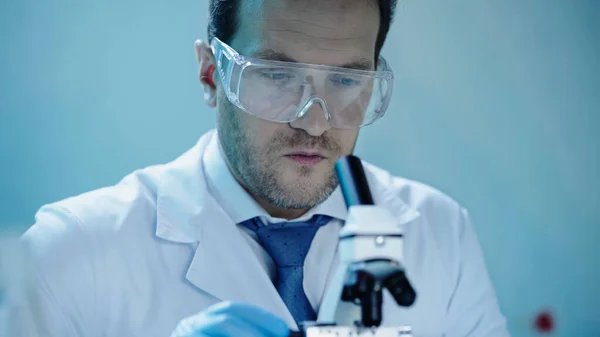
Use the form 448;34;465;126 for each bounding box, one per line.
207;0;398;60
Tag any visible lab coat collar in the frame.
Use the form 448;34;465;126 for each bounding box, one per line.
362;162;421;225
155;131;214;243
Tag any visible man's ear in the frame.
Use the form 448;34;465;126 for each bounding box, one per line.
195;40;217;108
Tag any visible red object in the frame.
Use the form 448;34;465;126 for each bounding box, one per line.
534;311;554;333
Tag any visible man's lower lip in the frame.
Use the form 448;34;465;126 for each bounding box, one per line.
285;155;324;165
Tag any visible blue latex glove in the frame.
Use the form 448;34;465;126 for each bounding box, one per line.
170;301;291;337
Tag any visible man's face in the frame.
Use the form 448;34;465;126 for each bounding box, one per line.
214;0;380;211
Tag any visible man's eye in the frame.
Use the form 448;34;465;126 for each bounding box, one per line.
260;71;294;81
330;74;362;87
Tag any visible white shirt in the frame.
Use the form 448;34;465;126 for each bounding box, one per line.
10;130;510;337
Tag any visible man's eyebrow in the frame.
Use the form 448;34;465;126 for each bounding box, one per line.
251;49;374;70
342;59;374;71
252;49;297;63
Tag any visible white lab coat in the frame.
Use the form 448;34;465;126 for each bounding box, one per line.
14;130;509;337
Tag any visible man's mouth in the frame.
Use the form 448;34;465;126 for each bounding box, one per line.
284;151;326;165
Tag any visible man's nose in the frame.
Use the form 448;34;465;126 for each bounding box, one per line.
289;98;332;137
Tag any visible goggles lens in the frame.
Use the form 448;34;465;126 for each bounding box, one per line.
211;38;393;129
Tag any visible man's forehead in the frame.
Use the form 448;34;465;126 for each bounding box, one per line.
232;0;380;66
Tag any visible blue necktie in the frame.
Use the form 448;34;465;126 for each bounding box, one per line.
240;215;331;324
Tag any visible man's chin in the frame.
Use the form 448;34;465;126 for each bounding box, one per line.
278;177;335;207
280;165;328;186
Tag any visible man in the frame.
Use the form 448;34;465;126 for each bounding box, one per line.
13;0;509;336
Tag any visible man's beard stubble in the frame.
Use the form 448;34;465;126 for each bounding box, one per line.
217;100;342;210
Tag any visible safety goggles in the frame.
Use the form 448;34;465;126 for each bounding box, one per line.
210;37;394;129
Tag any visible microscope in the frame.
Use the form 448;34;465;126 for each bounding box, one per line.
290;155;416;337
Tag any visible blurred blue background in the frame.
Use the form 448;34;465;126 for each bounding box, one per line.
0;0;598;335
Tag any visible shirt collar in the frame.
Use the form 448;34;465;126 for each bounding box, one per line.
202;132;348;225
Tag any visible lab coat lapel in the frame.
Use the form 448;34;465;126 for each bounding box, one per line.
155;131;296;328
185;203;297;328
